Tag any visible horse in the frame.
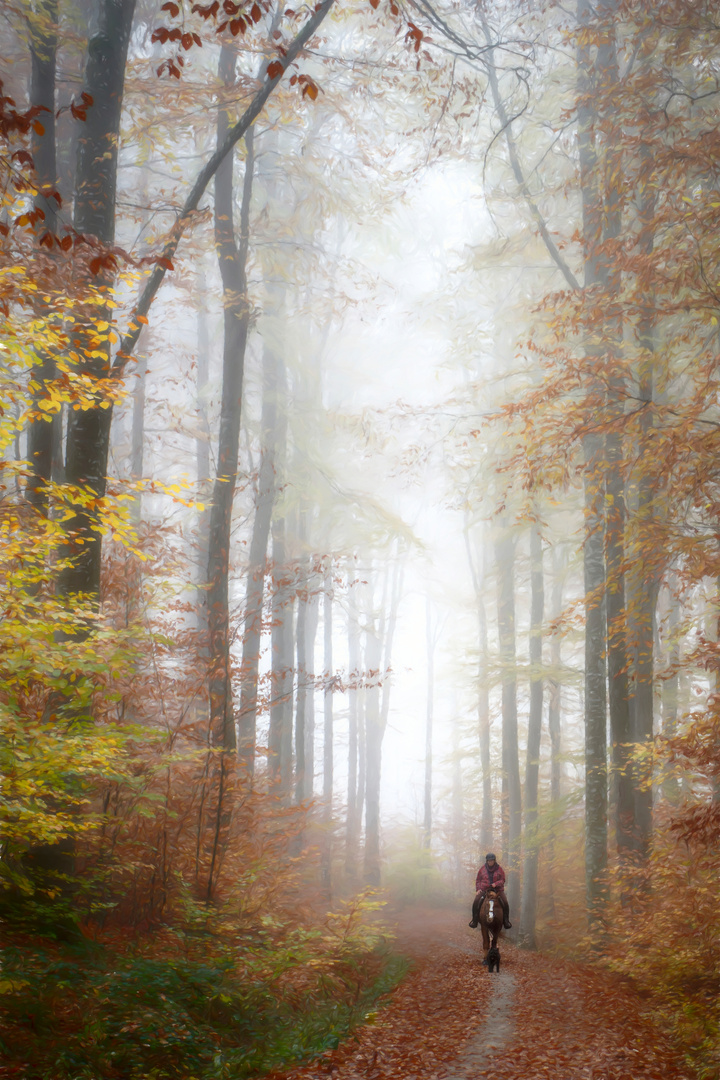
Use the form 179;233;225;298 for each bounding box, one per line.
478;886;504;969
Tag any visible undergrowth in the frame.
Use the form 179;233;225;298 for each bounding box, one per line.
0;916;407;1079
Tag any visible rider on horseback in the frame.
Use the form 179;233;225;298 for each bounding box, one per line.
469;853;512;930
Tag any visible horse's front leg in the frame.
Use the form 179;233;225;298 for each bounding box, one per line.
480;925;489;957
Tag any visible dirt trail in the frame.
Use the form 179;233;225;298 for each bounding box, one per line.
274;906;694;1080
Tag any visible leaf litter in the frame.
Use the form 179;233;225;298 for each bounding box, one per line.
271;907;695;1080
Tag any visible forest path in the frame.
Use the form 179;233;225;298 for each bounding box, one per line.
274;906;694;1080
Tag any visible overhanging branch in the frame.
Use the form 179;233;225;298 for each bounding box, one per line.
113;0;336;374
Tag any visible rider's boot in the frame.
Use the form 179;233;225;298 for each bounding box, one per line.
502;898;512;929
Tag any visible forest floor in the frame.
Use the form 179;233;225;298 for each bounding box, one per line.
271;906;695;1080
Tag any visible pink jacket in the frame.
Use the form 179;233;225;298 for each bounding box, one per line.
476;862;506;892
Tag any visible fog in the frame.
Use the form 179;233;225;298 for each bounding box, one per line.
4;5;720;1064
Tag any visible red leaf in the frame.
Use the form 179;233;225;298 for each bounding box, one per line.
39;231;54;248
302;81;318;100
251;2;261;20
60;234;73;251
161;1;180;12
267;60;284;79
33;120;45;135
181;31;193;47
157;257;174;270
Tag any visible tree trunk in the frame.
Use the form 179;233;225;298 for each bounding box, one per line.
423;594;434;849
577;0;610;919
322;559;333;890
295;515;309;804
206;44;256;752
628;167;658;856
60;0;137;601
269;514;294;799
363;555;403;885
520;522;543;948
363;585;382;886
546;544;564;916
238;342;277;771
26;0;59;514
661;580;680;803
346;566;362;876
196;267;212;593
463;520;493;847
495;527;521;911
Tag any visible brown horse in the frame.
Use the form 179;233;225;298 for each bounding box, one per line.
478;886;504;967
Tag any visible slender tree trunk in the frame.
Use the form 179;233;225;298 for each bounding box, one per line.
363;555;403;885
546;544;564;916
206;44;256;751
520;522;543;947
363;586;382;886
196;268;212;593
578;0;609;921
294;513;309;804
346;567;362;876
238;343;276;771
269;514;294;799
423;594;434;849
629;168;658;855
451;706;464;892
322;559;333;890
305;590;319;796
27;0;59;514
661;580;680;803
495;527;521;911
463;519;493;848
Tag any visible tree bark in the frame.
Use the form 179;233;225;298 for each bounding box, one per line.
238;341;277;771
206;43;256;752
423;594;435;849
495;526;521;910
628;167;658;856
346;566;362;876
269;513;294;799
520;522;543;948
463;519;493;848
546;544;564;916
363;579;382;887
60;0;137;600
26;0;60;514
322;558;333;891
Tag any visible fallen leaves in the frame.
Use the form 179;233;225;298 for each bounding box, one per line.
271;908;694;1080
